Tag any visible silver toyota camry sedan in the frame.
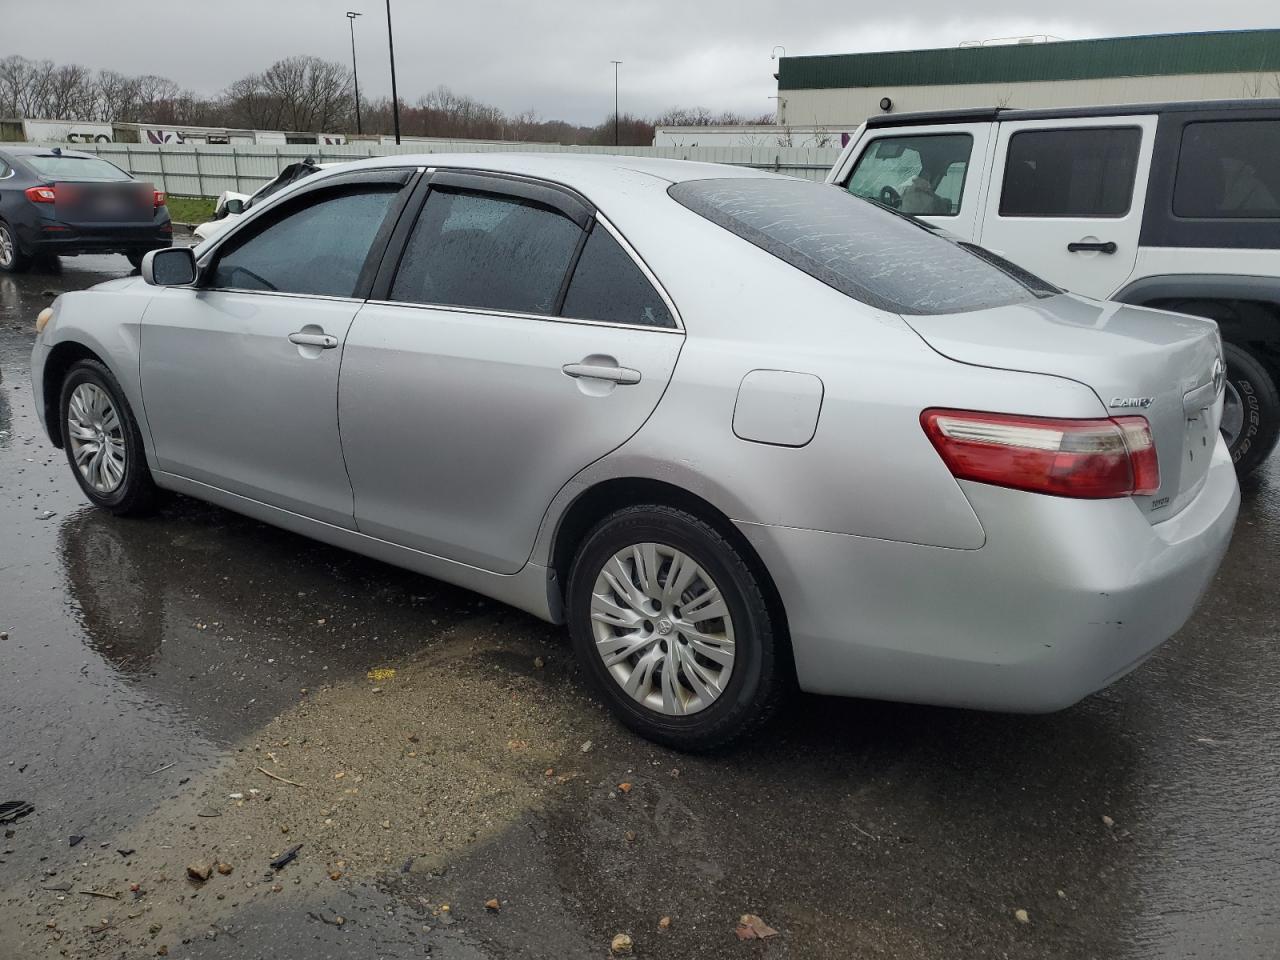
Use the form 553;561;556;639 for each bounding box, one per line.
31;154;1239;750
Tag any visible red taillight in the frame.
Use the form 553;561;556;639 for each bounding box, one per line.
25;185;56;203
153;189;166;208
921;408;1161;499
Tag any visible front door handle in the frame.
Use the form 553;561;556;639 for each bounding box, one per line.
288;331;338;349
1067;240;1117;254
562;362;641;385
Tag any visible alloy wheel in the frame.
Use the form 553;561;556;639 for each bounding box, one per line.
589;542;736;716
66;382;127;494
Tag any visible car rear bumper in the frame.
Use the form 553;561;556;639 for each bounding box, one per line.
15;219;172;256
735;436;1240;712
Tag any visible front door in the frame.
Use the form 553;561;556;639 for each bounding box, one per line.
340;174;684;574
977;116;1157;299
140;178;407;527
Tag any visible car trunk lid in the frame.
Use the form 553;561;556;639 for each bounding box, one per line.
905;294;1224;522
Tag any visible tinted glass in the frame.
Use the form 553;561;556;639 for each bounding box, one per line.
846;134;972;216
391;189;581;314
562;226;674;328
1174;120;1280;219
669;178;1057;316
25;155;132;182
213;186;397;297
1000;127;1141;217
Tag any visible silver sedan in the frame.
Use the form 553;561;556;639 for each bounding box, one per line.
31;155;1239;749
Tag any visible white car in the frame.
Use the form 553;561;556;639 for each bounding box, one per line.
193;160;334;242
829;98;1280;476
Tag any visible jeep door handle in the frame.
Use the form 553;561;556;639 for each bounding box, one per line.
562;362;641;385
288;331;338;348
1067;240;1117;254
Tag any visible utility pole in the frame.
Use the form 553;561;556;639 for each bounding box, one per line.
385;0;401;144
346;11;363;135
610;60;622;147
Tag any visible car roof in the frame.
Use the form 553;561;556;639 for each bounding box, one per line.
866;97;1280;129
0;145;105;159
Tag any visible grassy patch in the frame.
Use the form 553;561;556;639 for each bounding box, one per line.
164;195;216;224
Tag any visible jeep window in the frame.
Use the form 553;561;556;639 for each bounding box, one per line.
845;134;972;217
999;127;1141;218
670;177;1057;316
1174;120;1280;219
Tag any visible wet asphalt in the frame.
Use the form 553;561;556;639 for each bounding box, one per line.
1;254;1278;960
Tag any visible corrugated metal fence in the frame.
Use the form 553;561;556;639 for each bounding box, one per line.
36;140;841;197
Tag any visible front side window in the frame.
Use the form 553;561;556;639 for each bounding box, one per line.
999;127;1141;218
561;226;674;328
212;186;398;297
390;188;582;314
1174;120;1280;219
25;155;132;182
669;177;1058;316
845;134;973;216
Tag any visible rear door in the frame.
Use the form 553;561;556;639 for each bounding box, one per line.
978;116;1157;298
339;171;683;574
833;123;994;240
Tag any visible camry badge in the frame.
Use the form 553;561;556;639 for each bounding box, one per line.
1109;397;1154;409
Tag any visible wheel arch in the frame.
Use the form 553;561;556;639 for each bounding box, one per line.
548;476;793;670
41;340;109;448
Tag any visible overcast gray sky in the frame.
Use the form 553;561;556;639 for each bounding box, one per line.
4;1;1275;123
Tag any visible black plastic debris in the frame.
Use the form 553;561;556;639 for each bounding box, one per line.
270;843;302;871
117;848;136;858
69;835;84;847
0;801;35;825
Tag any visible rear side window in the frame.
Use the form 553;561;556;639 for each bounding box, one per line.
562;226;674;328
668;177;1058;316
25;155;132;182
1174;120;1280;219
845;134;973;216
1000;127;1141;217
212;186;398;296
391;189;581;314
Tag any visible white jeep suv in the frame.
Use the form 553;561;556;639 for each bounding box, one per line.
829;98;1280;475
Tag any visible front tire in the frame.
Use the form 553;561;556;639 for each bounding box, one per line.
1220;342;1280;478
59;359;157;515
566;505;785;751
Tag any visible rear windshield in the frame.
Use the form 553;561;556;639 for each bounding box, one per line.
25;155;132;182
668;177;1058;316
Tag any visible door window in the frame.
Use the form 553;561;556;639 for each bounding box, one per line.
211;186;399;297
1174;120;1280;219
390;188;581;314
845;134;973;216
561;226;674;328
999;127;1141;218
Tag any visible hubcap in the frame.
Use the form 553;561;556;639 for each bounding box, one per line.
1220;380;1244;450
66;383;126;494
0;226;13;267
589;543;735;716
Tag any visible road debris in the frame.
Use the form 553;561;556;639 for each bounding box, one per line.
68;835;84;847
735;914;779;940
186;863;213;882
0;800;34;824
79;889;120;900
269;843;302;871
216;862;233;876
580;740;593;753
485;897;500;912
117;848;136;857
1101;814;1115;828
1015;909;1031;924
367;667;397;682
611;932;633;954
618;782;633;794
659;916;672;930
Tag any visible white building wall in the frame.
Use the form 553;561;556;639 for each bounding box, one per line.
782;70;1272;126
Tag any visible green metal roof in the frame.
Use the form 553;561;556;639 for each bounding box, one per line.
778;29;1280;90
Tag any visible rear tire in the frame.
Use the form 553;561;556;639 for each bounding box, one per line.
0;220;32;274
566;504;785;751
59;359;157;516
126;252;145;271
1221;342;1280;477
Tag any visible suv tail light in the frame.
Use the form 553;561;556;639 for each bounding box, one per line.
921;409;1160;499
25;185;56;203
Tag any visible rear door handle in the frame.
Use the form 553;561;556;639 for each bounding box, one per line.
562;362;641;385
288;331;338;349
1067;240;1117;254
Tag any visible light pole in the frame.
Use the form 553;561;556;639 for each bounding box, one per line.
385;0;401;144
346;11;363;135
768;95;788;124
610;60;622;146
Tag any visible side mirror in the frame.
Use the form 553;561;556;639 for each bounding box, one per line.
223;198;245;216
142;247;197;287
